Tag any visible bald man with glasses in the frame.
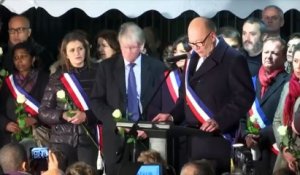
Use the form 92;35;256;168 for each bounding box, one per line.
153;17;255;174
1;15;54;73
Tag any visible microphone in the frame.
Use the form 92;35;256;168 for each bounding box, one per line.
166;54;188;63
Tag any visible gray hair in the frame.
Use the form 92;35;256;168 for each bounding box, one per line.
263;5;284;20
118;22;145;45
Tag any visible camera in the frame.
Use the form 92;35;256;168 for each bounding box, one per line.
233;144;255;175
30;147;49;160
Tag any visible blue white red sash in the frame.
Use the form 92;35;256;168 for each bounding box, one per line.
249;76;278;155
248;76;270;129
5;75;39;116
184;53;213;124
165;69;181;103
60;73;90;111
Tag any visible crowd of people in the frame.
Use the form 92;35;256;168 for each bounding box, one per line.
1;4;300;175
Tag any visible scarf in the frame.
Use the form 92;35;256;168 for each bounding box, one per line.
283;73;300;125
15;69;38;93
258;66;284;98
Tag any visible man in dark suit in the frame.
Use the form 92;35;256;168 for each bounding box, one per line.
90;22;165;175
241;37;289;175
153;17;255;174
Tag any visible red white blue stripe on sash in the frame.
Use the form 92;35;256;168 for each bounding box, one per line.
248;76;270;129
165;70;181;103
5;75;39;116
184;54;213;124
60;73;90;111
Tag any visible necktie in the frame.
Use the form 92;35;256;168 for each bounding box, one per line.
127;63;139;121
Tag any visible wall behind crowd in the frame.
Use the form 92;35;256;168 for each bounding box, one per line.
0;5;299;58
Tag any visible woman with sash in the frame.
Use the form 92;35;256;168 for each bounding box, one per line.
0;41;49;148
273;43;300;173
39;31;98;168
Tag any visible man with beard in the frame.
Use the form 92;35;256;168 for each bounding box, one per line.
242;18;268;76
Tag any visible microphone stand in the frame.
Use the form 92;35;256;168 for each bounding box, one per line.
127;62;179;163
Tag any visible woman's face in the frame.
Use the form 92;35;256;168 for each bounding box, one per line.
293;51;300;79
13;48;33;73
174;42;187;68
66;40;86;68
97;37;116;59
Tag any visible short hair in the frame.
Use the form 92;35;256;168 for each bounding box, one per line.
289;33;300;41
12;40;36;58
273;167;296;175
118;22;145;45
292;43;300;59
137;149;167;166
217;26;241;41
0;143;27;173
263;37;287;54
9;15;31;28
59;30;91;71
244;17;267;35
95;30;120;53
263;5;284;20
180;160;215;175
65;161;96;175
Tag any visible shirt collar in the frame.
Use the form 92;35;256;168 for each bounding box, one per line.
124;54;142;66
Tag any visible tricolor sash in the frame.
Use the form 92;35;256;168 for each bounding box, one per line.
5;75;40;116
248;76;278;155
248;76;270;129
165;69;181;103
184;53;213;124
60;73;90;111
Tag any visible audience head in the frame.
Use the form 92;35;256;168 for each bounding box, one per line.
292;43;300;79
95;30;120;60
262;5;284;35
8;15;32;46
143;26;161;56
287;33;300;62
60;31;91;70
180;160;215;175
118;22;145;63
137;150;167;166
262;37;286;72
188;17;217;58
0;143;28;173
242;17;267;57
273;167;296;175
171;35;191;68
218;26;241;50
65;161;96;175
12;40;38;73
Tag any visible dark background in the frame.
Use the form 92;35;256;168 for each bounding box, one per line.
0;5;299;58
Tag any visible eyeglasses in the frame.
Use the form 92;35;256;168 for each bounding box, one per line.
189;32;211;48
8;27;30;34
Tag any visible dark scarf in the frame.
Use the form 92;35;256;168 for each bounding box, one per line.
15;69;38;93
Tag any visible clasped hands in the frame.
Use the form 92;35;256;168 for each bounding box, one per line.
152;113;219;132
62;110;86;124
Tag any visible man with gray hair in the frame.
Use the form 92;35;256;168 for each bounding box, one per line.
262;5;285;38
91;22;165;175
0;143;30;175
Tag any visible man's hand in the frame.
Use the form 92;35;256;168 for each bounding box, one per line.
200;119;219;132
245;134;259;148
25;117;37;127
6;122;20;133
137;130;147;139
41;150;61;175
152;113;172;122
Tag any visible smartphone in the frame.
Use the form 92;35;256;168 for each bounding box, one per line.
30;147;49;172
136;164;162;175
30;147;49;160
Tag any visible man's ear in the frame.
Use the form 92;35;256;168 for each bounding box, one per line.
27;28;32;37
280;18;285;28
21;161;28;171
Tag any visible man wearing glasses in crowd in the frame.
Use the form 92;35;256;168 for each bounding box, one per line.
1;15;54;73
153;17;255;174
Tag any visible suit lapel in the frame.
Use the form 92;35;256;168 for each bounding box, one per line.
260;73;287;104
114;56;126;109
141;55;150;102
190;38;227;82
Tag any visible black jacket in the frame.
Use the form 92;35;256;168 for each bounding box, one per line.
39;65;97;147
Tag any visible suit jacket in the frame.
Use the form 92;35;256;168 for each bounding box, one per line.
90;54;165;175
241;71;290;139
170;38;255;173
0;71;49;147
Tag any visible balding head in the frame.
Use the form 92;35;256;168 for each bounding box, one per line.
8;15;32;46
188;17;217;58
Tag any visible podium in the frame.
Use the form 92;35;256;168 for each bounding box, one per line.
116;121;212;163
